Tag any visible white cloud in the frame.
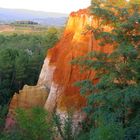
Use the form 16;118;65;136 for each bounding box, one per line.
0;0;91;13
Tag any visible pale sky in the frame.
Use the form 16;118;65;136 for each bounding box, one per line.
0;0;91;14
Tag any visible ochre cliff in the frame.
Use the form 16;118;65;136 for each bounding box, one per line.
39;9;113;113
8;8;113;126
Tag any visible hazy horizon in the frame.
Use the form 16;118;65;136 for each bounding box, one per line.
0;7;68;15
0;0;91;14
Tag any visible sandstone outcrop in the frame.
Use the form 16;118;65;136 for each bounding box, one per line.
41;9;113;114
6;85;48;129
8;8;113;127
9;85;48;114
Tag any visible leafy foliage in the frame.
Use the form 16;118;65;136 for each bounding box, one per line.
53;112;77;140
1;107;54;140
0;28;59;106
0;105;8;132
73;0;140;139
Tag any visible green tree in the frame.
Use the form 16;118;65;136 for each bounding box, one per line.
0;48;18;105
14;51;29;90
0;105;8;132
73;0;140;139
0;30;59;106
1;107;54;140
15;107;54;140
53;112;77;140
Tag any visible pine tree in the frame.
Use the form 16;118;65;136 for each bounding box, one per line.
73;0;140;139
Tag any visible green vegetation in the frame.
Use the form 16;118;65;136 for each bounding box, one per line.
0;26;61;139
53;112;78;140
0;105;8;132
73;0;140;139
1;107;54;140
0;27;59;106
0;0;140;140
0;107;75;140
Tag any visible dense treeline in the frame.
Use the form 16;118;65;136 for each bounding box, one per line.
13;20;38;25
0;27;59;106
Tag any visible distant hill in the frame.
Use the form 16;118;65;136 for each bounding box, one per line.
0;8;68;26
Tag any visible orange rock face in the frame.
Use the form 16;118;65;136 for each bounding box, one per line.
9;85;48;115
8;8;113;126
6;85;48;129
42;8;113;113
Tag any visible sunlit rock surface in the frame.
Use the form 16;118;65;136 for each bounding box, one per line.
8;8;113;127
42;9;113;114
9;85;48;115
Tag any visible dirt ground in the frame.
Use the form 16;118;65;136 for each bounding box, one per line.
0;25;15;33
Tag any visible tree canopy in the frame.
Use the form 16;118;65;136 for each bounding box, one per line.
73;0;140;139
